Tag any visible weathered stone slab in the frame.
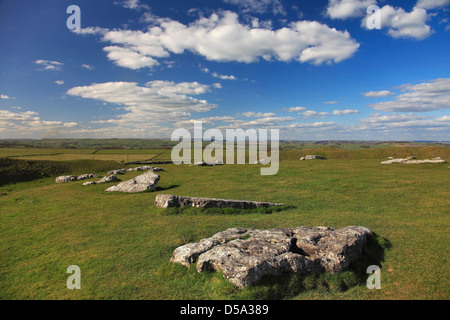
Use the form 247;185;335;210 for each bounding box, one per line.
105;171;160;193
300;155;327;160
170;238;219;268
55;174;98;183
55;175;77;183
154;194;284;209
83;174;119;186
381;157;445;164
171;226;372;288
107;168;127;175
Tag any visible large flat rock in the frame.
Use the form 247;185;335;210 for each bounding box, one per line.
381;157;445;164
55;174;98;183
155;194;284;209
105;171;160;193
170;226;372;288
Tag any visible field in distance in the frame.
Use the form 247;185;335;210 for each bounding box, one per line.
0;148;172;163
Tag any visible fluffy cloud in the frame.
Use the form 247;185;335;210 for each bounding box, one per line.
75;11;359;68
363;90;395;97
103;46;159;69
55;80;64;85
326;0;377;19
1;94;13;99
288;121;337;129
201;67;237;80
368;78;450;112
66;81;218;127
300;109;359;117
362;5;433;40
302;110;331;117
284;106;307;112
237;112;277;117
332;109;360;115
0;109;78;137
81;64;94;70
34;59;63;71
360;113;424;124
358;113;450;133
416;0;450;10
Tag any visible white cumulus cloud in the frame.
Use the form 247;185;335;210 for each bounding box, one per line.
362;5;433;40
326;0;377;19
367;78;450;112
34;59;63;71
364;90;395;97
66;81;218;127
416;0;450;10
332;109;360;115
75;11;359;68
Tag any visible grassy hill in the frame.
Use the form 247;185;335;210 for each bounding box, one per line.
0;148;448;299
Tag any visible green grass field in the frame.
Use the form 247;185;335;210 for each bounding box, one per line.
0;146;449;300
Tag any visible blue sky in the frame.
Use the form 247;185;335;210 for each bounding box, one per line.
0;0;449;140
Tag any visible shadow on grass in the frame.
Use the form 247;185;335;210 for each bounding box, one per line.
154;184;180;192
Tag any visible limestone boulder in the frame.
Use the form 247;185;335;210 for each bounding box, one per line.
55;175;78;183
107;168;127;175
171;226;372;288
155;194;284;209
56;174;99;183
300;155;327;160
105;171;160;193
381;157;445;164
97;174;119;184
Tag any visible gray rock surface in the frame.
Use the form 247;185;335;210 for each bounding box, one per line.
97;174;119;183
155;194;284;209
381;157;445;164
105;171;160;193
77;174;99;181
55;175;78;183
83;174;119;186
300;155;327;160
107;168;127;175
56;174;98;183
253;159;267;164
108;166;162;174
171;226;372;288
